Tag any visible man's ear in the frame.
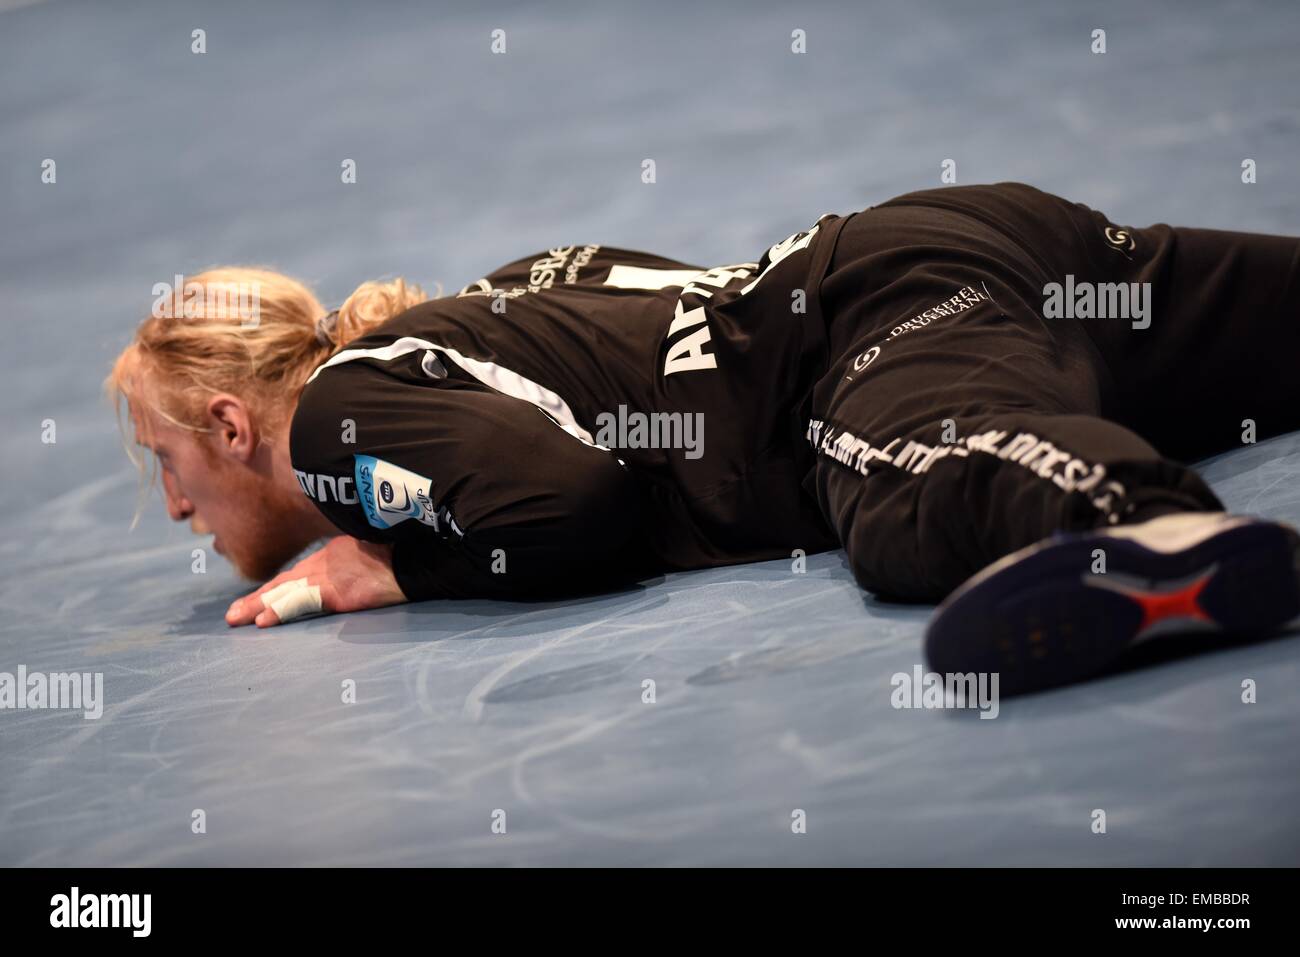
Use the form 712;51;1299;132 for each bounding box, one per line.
205;393;258;463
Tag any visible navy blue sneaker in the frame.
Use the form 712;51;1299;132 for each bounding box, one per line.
924;512;1300;696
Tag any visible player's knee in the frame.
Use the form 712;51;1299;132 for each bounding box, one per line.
844;544;947;603
836;474;993;603
839;512;948;603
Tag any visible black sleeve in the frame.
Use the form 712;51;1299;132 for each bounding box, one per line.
289;359;650;602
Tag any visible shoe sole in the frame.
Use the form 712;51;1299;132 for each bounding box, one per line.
923;519;1300;696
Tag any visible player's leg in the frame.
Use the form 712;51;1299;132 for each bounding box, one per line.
1049;198;1300;462
810;198;1300;693
810;314;1223;603
815;319;1300;695
808;192;1227;602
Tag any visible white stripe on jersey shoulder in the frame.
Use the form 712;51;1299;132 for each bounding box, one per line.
305;336;431;384
602;265;707;290
304;336;609;451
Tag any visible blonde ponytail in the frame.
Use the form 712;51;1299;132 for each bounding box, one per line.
333;277;427;349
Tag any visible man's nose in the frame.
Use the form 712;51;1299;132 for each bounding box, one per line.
161;472;194;522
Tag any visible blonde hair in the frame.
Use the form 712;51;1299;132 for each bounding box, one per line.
108;266;427;437
107;267;427;515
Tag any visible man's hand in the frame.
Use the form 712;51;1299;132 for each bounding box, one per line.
225;536;407;628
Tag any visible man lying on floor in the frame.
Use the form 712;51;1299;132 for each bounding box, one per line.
108;182;1300;694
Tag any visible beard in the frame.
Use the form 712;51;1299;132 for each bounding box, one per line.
224;514;319;582
211;460;324;582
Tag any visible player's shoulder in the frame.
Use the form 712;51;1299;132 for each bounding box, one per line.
290;334;500;469
462;243;702;296
291;359;366;468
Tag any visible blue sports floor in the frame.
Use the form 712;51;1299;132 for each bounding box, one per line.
2;0;1298;865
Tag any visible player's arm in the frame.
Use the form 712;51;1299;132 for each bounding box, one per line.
228;362;649;626
371;384;651;603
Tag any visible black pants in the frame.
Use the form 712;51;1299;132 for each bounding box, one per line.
808;182;1300;601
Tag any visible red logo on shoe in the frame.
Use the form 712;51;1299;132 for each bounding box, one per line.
1132;574;1213;633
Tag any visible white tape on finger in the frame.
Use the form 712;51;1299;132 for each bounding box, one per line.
260;578;309;608
268;584;323;623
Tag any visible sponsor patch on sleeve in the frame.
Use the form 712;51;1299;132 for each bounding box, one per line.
353;454;463;537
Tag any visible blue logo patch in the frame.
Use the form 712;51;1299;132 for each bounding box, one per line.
353;454;437;530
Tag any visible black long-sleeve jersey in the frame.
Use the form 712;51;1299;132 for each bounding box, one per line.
289;212;850;601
